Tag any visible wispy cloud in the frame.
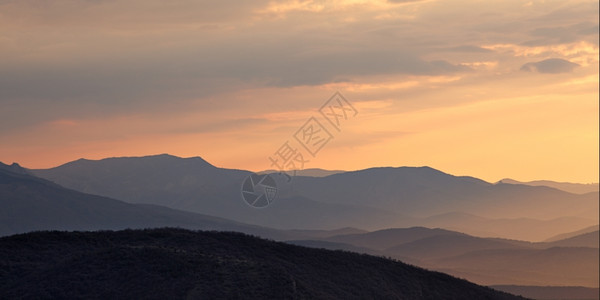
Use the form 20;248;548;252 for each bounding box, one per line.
520;58;580;74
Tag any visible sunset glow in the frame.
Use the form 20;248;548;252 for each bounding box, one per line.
0;0;598;183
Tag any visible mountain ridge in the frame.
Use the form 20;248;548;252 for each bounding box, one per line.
0;161;308;240
29;154;599;238
2;162;597;288
0;228;526;299
313;227;599;287
499;178;599;194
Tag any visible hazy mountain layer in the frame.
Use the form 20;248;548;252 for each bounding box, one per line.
301;228;600;287
292;167;598;220
544;225;599;242
1;162;307;240
31;155;599;240
499;178;599;194
31;155;397;230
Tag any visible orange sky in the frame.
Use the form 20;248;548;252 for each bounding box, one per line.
0;0;598;183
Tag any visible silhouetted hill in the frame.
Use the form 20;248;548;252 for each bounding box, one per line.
0;228;525;299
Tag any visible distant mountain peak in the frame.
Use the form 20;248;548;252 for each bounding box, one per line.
51;154;217;170
499;178;599;194
0;161;30;175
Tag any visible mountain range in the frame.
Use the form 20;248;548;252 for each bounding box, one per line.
0;161;309;240
1;158;598;292
291;227;599;287
291;167;597;220
30;154;599;241
30;155;402;231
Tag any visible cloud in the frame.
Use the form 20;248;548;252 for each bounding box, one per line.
437;45;493;53
522;22;600;47
0;0;594;136
578;24;599;36
388;0;425;3
520;58;580;74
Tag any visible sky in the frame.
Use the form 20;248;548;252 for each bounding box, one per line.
0;0;598;183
